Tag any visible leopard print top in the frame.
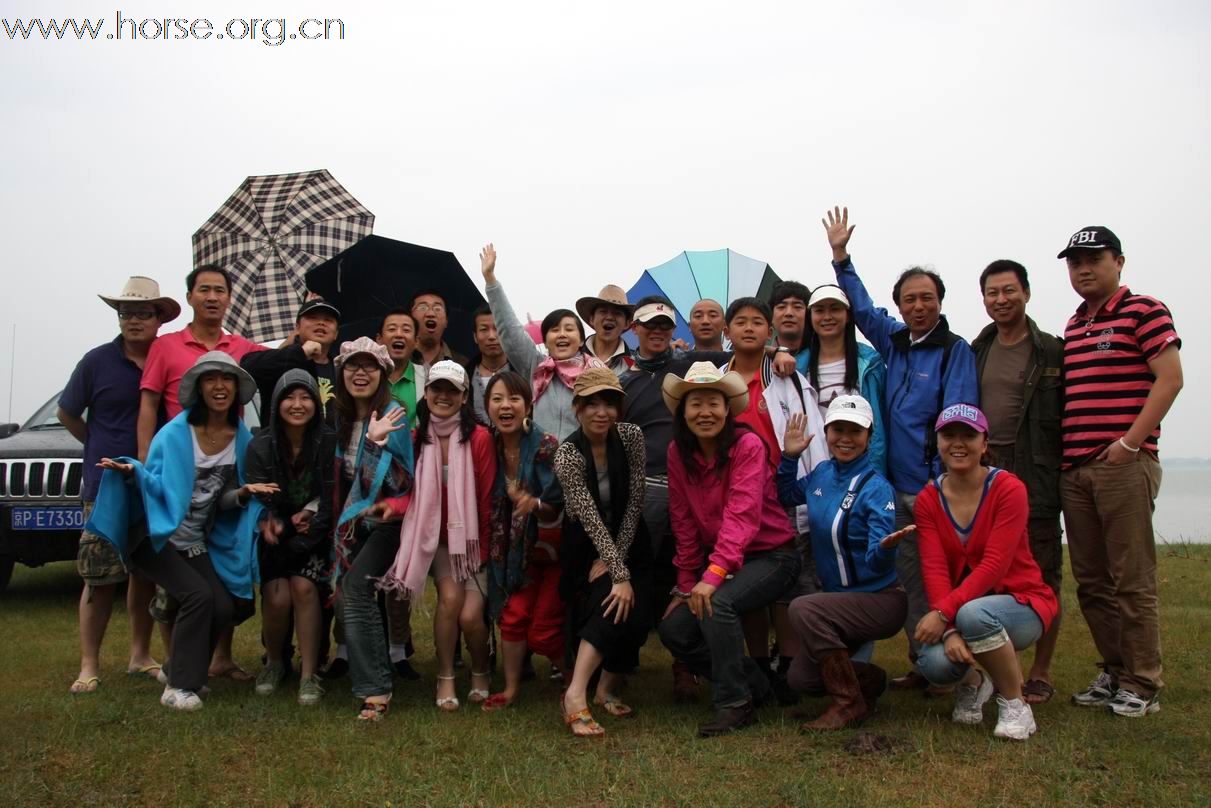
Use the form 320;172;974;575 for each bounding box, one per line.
553;422;646;584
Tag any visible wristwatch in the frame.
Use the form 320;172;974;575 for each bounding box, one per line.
775;346;791;354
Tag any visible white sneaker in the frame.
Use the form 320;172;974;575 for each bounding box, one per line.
952;670;994;724
1071;670;1117;707
1106;688;1160;718
160;686;203;712
993;696;1037;740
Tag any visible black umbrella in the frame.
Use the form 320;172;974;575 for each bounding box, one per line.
305;235;486;358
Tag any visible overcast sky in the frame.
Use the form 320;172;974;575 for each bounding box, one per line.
2;1;1208;454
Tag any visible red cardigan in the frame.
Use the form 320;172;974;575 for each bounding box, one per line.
914;471;1058;632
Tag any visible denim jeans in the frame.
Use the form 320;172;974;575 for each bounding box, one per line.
338;521;400;699
658;547;800;709
915;594;1043;686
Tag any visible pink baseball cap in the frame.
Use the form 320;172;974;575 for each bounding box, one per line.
935;403;988;434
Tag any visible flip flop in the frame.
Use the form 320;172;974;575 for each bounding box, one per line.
481;693;514;712
210;664;255;683
594;694;635;718
1023;678;1056;704
127;663;163;681
562;696;605;738
357;700;390;722
70;676;100;695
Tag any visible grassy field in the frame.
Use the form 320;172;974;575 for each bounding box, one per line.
2;545;1209;807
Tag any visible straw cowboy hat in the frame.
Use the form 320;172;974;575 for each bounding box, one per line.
178;351;257;409
575;285;635;324
661;361;749;415
98;276;181;322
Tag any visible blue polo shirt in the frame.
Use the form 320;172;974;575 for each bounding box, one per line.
59;336;164;502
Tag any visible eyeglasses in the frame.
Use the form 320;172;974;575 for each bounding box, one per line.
412;303;445;314
343;361;381;375
118;309;157;321
638;319;675;332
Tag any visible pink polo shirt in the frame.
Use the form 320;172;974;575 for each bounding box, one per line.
667;430;796;591
140;325;265;417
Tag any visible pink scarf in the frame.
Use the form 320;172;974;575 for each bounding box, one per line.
382;414;478;601
532;353;605;403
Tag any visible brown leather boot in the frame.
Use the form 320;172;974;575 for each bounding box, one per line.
853;662;887;710
801;651;868;731
672;659;699;702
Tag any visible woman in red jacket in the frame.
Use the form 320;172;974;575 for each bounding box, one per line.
380;361;496;712
913;404;1058;741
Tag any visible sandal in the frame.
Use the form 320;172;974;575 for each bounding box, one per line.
1023;678;1056;705
468;671;491;704
70;676;100;695
126;663;163;681
357;699;390;722
209;663;255;683
564;697;610;741
481;693;514;713
594;693;635;718
435;674;460;712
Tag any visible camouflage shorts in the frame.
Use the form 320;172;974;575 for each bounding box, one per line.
76;502;128;587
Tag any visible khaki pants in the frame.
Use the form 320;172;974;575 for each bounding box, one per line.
1061;454;1163;697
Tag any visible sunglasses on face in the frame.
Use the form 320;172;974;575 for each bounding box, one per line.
118;309;157;321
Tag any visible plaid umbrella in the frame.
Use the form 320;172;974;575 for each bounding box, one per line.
192;169;374;343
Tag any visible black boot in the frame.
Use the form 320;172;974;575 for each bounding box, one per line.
698;700;758;737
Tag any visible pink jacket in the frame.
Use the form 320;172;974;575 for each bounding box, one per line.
667;431;796;591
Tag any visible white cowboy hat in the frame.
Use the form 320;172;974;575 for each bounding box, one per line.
98;276;181;321
661;361;749;415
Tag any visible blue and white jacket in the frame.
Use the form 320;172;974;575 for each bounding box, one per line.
776;450;897;593
832;258;978;495
796;342;889;478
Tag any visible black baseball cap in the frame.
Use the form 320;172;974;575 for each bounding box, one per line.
296;298;341;321
1057;226;1122;259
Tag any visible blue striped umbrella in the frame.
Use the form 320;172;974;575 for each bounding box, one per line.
624;249;781;347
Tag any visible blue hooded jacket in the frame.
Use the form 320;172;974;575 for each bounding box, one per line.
86;410;263;600
776;450;897;593
796;342;889;477
832;258;978;494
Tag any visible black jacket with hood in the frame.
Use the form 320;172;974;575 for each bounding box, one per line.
244;368;338;555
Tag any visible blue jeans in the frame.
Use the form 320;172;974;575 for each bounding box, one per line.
338;522;400;699
658;547;800;709
915;594;1043;686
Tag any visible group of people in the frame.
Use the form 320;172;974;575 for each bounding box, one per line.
64;208;1182;742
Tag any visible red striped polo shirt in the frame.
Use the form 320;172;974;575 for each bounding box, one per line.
1061;286;1181;469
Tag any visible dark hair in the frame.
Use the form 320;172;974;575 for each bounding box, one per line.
273;381;323;476
415;388;477;445
379;307;418;335
185;372;241;427
186;264;232;294
891;267;945;305
671;394;764;479
540;309;586;346
769;280;810;308
572;390;624;414
484;370;533;416
408;288;447;309
333;362;393;449
724;296;772;325
979;259;1030;293
634;294;674;309
472;303;494;327
806;303;860;392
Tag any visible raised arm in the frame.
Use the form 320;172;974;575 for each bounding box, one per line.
823;206;902;356
480;244;539;378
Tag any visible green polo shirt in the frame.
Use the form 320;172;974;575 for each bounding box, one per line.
388;361;420;427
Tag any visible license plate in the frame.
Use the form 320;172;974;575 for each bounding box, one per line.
9;506;85;531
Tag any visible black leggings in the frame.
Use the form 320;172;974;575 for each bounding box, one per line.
130;541;234;692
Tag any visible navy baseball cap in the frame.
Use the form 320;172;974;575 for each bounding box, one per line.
1058;226;1122;259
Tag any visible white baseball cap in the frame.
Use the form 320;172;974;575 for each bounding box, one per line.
426;359;468;391
824;394;874;429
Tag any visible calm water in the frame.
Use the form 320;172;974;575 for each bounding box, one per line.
1153;466;1211;544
